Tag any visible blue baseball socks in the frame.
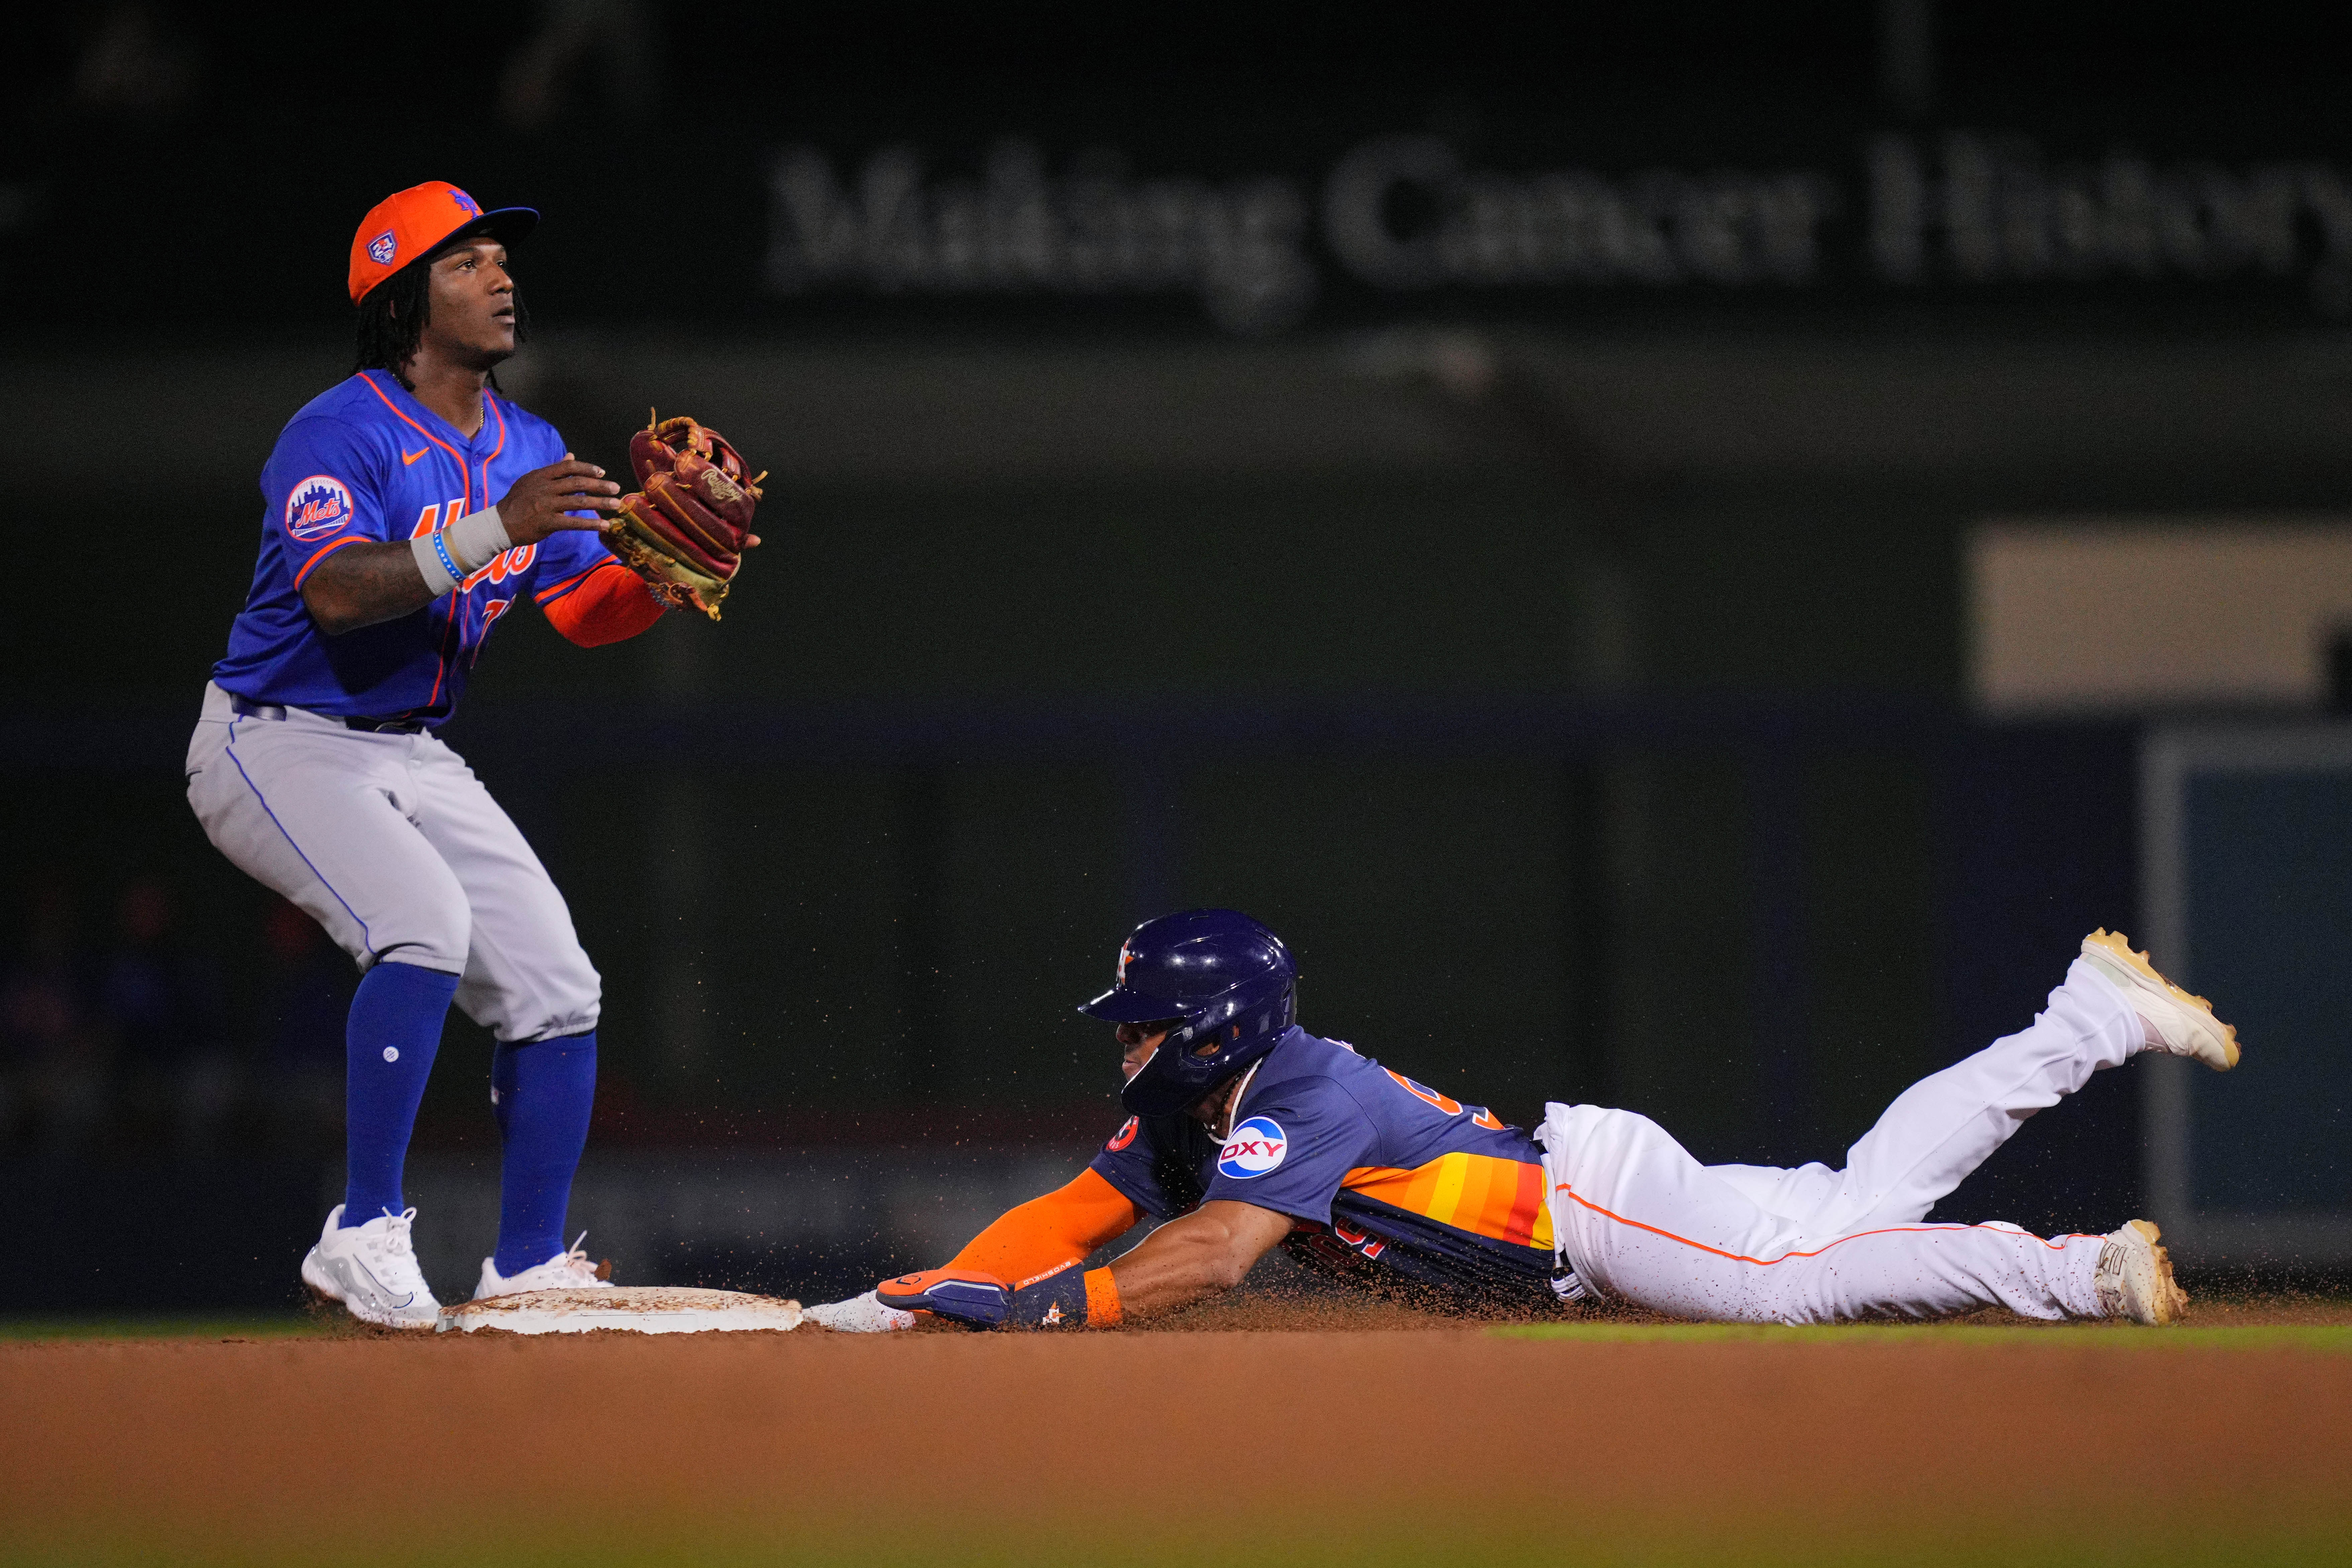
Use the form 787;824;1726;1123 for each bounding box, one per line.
489;1030;598;1275
343;965;597;1271
342;960;460;1227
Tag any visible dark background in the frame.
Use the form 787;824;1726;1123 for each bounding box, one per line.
4;0;2344;1308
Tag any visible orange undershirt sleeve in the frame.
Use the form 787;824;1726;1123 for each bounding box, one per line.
946;1167;1144;1283
540;560;665;647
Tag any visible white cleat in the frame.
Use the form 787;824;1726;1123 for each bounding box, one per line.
300;1204;441;1329
803;1290;917;1333
2080;929;2241;1070
2094;1218;2190;1325
474;1232;614;1300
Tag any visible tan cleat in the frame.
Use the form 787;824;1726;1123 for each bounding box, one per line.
2093;1219;2189;1325
2079;929;2240;1070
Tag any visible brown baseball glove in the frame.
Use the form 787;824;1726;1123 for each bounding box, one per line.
603;411;765;622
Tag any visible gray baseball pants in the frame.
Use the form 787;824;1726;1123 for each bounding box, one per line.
185;681;600;1043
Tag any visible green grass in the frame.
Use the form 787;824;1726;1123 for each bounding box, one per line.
0;1314;334;1343
1491;1320;2352;1351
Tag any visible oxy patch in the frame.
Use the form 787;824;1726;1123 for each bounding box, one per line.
285;475;357;541
1217;1115;1287;1179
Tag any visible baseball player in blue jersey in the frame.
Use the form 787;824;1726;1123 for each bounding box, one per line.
809;909;2238;1332
186;182;697;1327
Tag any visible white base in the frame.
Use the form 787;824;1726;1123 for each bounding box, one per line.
436;1285;803;1335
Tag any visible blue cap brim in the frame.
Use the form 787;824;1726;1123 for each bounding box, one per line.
1076;986;1189;1024
430;205;540;257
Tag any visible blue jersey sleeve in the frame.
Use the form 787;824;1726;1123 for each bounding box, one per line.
260;417;391;583
1200;1072;1381;1225
1089;1113;1210;1221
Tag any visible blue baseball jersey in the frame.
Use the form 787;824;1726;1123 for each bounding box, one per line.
1089;1027;1561;1309
211;370;618;721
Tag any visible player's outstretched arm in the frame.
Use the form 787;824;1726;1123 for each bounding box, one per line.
805;1168;1144;1332
874;1199;1291;1330
949;1168;1144;1280
301;459;620;635
1104;1200;1293;1320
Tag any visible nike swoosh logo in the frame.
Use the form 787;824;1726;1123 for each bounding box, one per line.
350;1257;415;1309
401;447;430;465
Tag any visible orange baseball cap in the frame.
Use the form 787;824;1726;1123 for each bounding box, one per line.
347;181;539;304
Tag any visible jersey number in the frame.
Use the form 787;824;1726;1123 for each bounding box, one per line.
1384;1069;1506;1130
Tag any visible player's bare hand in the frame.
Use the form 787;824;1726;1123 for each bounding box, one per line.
498;455;623;544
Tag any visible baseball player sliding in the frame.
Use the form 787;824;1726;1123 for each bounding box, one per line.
811;909;2236;1332
186;181;764;1328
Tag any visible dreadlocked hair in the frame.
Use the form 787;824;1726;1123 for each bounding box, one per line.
352;249;529;389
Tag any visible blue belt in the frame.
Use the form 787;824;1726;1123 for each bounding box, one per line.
228;693;431;734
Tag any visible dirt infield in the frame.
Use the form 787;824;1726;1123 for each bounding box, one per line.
7;1303;2352;1568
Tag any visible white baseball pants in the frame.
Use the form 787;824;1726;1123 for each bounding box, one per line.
185;682;600;1043
1538;958;2142;1323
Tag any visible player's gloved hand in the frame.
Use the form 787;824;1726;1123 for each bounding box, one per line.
874;1268;1013;1327
603;412;765;623
874;1261;1106;1330
497;456;624;544
802;1290;917;1333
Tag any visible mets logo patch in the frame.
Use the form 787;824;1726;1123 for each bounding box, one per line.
284;475;356;541
367;230;396;266
1216;1116;1287;1180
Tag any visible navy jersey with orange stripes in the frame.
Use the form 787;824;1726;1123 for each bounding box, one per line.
1090;1027;1561;1309
212;369;622;720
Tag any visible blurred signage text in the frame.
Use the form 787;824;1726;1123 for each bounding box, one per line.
766;131;2352;332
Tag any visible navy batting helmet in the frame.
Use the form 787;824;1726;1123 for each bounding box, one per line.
1078;909;1299;1117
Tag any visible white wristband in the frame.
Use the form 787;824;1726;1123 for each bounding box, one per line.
446;504;513;572
411;532;458;595
408;504;513;595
